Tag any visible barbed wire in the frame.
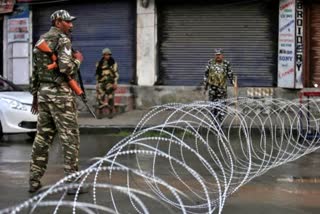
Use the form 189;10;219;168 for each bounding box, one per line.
2;97;320;214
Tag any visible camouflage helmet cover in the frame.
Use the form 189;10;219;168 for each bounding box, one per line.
50;10;76;21
214;48;224;55
102;48;112;55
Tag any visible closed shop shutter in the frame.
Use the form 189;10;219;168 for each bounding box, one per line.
158;0;278;86
0;19;3;76
32;0;136;84
310;2;320;85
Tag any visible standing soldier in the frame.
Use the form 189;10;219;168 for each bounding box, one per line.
203;48;235;121
95;48;119;119
29;10;86;194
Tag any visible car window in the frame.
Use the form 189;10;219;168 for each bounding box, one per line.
0;78;23;92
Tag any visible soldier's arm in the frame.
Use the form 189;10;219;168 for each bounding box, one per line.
113;63;119;84
95;62;100;80
203;62;210;90
30;54;40;114
57;36;80;76
226;61;234;84
30;55;39;96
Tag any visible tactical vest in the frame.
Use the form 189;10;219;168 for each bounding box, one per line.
33;32;64;84
96;58;115;77
97;61;117;83
207;61;228;88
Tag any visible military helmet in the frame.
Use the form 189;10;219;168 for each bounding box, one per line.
50;10;76;21
102;48;112;55
214;48;224;55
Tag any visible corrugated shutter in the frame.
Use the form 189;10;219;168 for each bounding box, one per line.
32;0;136;85
310;3;320;85
0;19;3;76
158;0;278;86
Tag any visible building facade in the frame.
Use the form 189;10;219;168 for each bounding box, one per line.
0;0;315;90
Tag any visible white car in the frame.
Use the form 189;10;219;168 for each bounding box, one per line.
0;76;37;140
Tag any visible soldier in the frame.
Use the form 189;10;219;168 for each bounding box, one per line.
95;48;119;118
29;10;86;194
203;48;235;120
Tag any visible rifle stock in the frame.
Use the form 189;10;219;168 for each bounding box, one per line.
36;39;97;119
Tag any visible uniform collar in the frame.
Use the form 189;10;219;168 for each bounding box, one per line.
49;26;67;36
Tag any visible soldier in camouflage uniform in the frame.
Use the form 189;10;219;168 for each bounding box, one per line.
95;48;119;118
204;49;234;120
29;10;84;193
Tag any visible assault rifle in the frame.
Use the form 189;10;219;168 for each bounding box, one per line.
35;39;97;119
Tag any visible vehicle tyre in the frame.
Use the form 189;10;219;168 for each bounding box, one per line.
27;132;36;139
0;121;3;140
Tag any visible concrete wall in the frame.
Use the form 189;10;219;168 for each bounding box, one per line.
132;86;301;109
136;0;158;86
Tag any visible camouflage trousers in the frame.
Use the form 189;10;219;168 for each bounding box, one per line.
29;98;80;188
208;86;227;121
96;81;115;108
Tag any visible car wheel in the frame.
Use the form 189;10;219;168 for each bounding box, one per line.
27;132;36;139
0;121;3;140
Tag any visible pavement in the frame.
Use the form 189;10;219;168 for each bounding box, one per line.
1;108;320;213
78;109;147;129
78;107;311;133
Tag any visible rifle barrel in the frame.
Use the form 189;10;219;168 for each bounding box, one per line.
81;97;97;119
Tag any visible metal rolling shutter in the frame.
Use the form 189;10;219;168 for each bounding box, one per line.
32;0;135;85
0;19;3;76
310;3;320;85
158;0;278;86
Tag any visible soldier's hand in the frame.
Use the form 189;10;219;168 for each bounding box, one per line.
113;84;118;90
232;78;238;87
203;85;208;95
31;95;39;115
73;51;83;63
203;89;207;96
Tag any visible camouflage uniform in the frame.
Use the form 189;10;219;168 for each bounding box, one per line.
204;56;234;120
29;24;81;189
204;59;233;101
95;54;119;109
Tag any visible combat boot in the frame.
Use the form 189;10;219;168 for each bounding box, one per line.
107;107;115;119
28;182;42;193
96;108;104;119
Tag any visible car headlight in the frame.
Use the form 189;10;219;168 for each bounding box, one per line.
0;97;28;111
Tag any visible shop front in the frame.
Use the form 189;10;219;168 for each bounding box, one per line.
157;0;279;86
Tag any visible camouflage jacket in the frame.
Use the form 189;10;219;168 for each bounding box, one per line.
31;27;81;102
95;58;119;84
204;59;234;90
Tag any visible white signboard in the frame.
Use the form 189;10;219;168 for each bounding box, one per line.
295;0;303;88
278;0;296;88
7;18;29;43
